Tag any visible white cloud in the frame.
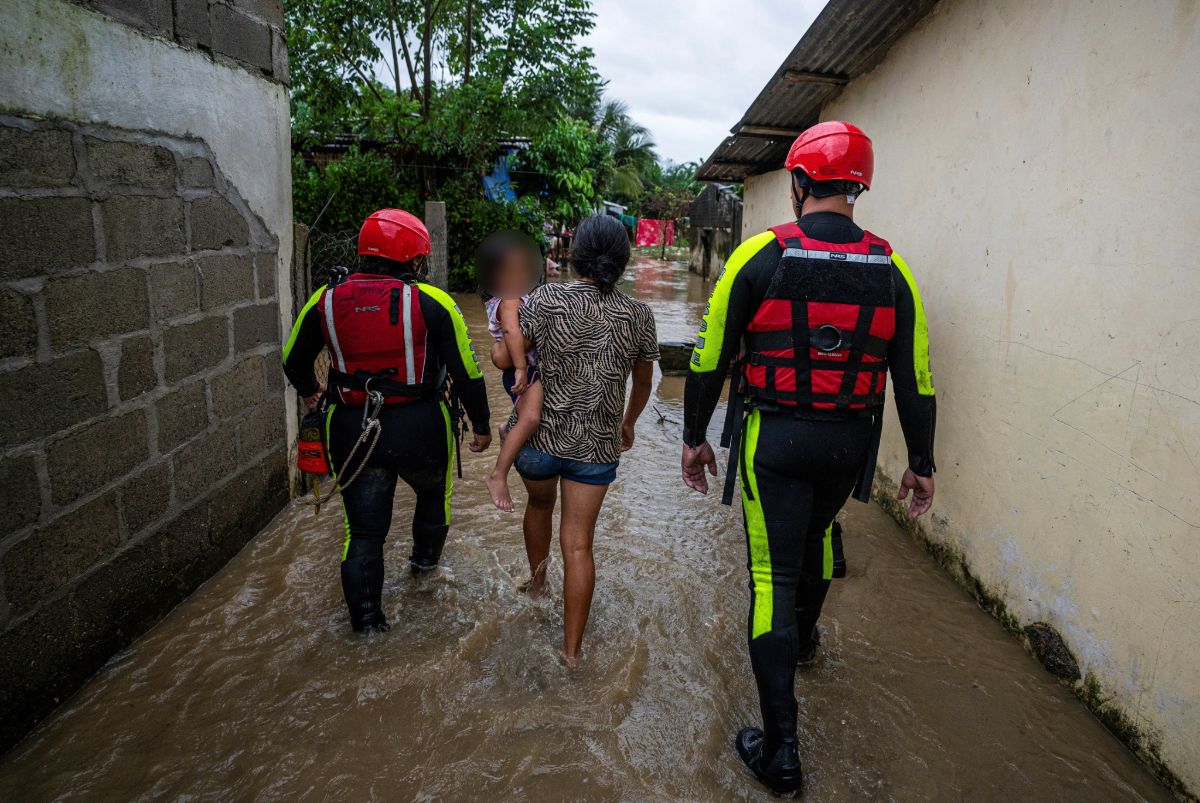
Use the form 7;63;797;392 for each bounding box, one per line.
584;0;826;164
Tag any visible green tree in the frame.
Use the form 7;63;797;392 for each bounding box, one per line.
593;99;657;202
517;116;611;226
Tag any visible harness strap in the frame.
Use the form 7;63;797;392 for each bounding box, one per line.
748;329;889;359
750;385;886;408
852;410;884;503
328;368;435;399
834;304;877;409
719;364;746;506
789;299;811;411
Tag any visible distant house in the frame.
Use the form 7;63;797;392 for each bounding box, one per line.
697;0;1200;791
687;184;742;279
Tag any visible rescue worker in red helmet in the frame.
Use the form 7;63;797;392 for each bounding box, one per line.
283;208;492;633
681;121;936;794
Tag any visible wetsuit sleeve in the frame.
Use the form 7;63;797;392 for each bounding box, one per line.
281;286;327;398
888;252;937;476
682;231;778;447
417;283;491;436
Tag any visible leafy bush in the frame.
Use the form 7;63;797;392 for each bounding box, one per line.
443;179;546;292
292;148;420;232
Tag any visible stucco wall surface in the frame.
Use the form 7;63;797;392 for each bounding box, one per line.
743;0;1200;790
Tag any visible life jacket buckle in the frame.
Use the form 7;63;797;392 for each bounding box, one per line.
813;324;845;353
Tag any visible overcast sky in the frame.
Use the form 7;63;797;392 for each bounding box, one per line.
584;0;826;164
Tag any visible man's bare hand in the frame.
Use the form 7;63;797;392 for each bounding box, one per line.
303;383;327;411
897;468;935;518
469;433;492;453
682;442;719;494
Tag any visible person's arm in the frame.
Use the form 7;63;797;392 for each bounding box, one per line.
621;305;660;451
418;283;492;450
499;298;531;394
681;232;777;493
282;287;328;409
888;251;937;517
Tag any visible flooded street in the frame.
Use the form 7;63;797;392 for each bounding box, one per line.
0;257;1169;801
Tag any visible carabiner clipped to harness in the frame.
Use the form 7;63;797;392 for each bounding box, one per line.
298;386;385;512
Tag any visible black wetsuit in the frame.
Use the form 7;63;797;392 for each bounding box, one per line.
682;212;936;750
283;275;490;631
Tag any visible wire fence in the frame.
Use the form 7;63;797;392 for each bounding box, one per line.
305;228;360;293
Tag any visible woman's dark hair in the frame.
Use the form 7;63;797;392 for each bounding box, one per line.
571;214;630;293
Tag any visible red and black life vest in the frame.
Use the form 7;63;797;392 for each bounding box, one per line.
743;222;896;411
319;273;432;405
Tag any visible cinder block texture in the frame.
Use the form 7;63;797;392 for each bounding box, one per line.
210;4;272;72
0;114;289;753
85;137;176;188
0;197;95;280
73;0;288;84
0;127;75;187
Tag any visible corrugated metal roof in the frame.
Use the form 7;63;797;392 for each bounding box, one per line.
696;0;939;182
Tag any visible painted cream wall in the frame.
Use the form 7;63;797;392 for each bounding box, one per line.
2;0;297;445
741;0;1200;787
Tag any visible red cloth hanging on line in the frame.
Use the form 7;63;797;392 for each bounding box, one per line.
635;219;675;247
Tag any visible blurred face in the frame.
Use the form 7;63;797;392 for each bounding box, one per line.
481;233;540;299
495;250;536;298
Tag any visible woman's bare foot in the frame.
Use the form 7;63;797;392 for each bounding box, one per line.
485;472;515;512
559;650;579;669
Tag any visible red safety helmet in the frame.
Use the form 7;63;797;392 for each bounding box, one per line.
784;121;874;190
357;208;431;263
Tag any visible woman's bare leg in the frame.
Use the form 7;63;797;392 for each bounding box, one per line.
521;476;557;598
559;479;609;665
485;381;543;512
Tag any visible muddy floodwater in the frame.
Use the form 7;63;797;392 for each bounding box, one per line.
0;258;1169;801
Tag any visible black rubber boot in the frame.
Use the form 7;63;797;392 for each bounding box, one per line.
410;523;448;576
794;574;830;671
342;542;389;633
736;727;803;796
796;624;820;671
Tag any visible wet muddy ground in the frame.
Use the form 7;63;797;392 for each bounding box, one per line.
0;258;1170;801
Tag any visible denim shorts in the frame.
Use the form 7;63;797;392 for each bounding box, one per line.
514;445;619;486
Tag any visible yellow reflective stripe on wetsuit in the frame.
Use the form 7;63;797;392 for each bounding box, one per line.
890;252;934;396
822;522;834;581
325;403;354;561
283;286;325;363
417;282;484;380
440;400;453;525
740;408;773;639
691;231;776;373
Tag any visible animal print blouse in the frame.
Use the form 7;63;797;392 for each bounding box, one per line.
517;281;659;464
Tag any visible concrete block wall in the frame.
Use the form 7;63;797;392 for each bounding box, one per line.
70;0;289;84
0;113;289;750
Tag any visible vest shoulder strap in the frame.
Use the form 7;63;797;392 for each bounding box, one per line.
768;221;804;248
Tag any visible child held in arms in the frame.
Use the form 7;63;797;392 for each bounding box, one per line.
478;232;543;512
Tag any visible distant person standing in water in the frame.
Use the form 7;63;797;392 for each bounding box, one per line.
681;122;937;795
514;215;659;666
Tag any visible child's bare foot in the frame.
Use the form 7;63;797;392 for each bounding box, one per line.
485;472;515;512
559;650;579;669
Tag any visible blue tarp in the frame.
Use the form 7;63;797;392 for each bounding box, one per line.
482;153;517;203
